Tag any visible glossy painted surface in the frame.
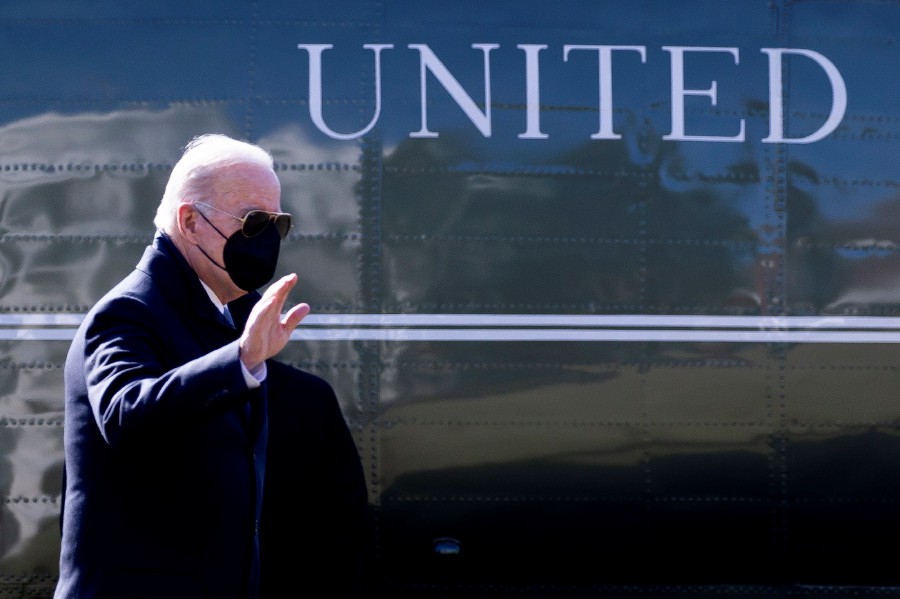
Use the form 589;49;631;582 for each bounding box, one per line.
0;1;898;596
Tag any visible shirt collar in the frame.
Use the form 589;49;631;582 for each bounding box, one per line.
199;279;226;314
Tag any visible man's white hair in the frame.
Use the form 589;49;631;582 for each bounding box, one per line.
153;133;275;232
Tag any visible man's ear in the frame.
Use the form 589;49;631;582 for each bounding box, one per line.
176;202;200;241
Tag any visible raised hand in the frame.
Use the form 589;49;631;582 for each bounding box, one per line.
238;273;310;370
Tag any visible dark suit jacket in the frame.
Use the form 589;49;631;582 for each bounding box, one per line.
56;232;367;598
228;292;370;598
259;361;369;598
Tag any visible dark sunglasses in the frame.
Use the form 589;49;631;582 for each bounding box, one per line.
194;201;293;239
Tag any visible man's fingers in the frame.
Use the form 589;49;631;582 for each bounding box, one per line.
283;302;310;330
255;274;299;319
266;273;298;301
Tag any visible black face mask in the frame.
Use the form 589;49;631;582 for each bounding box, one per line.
195;210;281;292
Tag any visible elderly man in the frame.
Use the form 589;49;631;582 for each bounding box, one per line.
54;134;367;599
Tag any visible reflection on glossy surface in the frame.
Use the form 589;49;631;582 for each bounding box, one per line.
1;0;899;596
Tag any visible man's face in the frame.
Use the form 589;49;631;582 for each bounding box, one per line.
197;162;282;297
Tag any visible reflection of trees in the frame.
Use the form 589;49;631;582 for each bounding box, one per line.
372;134;760;398
785;160;841;314
379;134;757;314
378;132;900;322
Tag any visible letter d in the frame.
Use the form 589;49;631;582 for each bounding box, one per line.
762;48;847;144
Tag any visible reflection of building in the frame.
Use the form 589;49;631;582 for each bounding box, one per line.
822;206;900;315
0;104;369;585
0;105;239;582
0;105;235;181
0;106;234;307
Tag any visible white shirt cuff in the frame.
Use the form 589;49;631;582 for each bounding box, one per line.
241;360;267;389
